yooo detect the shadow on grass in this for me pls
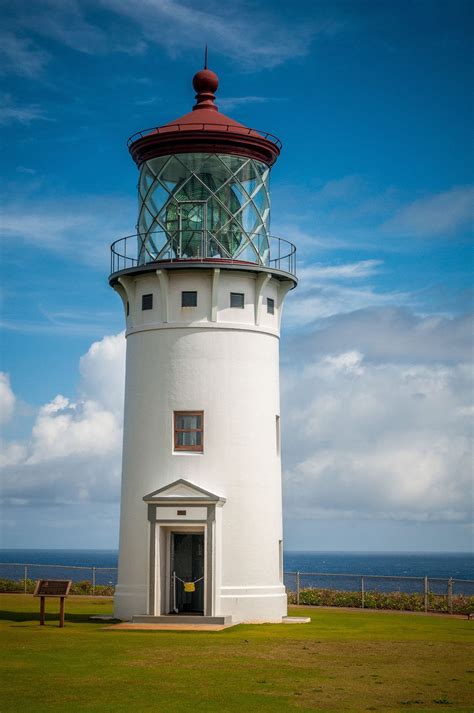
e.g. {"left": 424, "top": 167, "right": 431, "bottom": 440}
{"left": 0, "top": 609, "right": 120, "bottom": 625}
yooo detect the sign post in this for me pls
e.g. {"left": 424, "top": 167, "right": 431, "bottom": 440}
{"left": 33, "top": 580, "right": 72, "bottom": 627}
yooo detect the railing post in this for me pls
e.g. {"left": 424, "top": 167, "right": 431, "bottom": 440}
{"left": 92, "top": 567, "right": 96, "bottom": 595}
{"left": 296, "top": 571, "right": 300, "bottom": 605}
{"left": 24, "top": 565, "right": 27, "bottom": 594}
{"left": 424, "top": 576, "right": 429, "bottom": 612}
{"left": 361, "top": 576, "right": 365, "bottom": 609}
{"left": 447, "top": 577, "right": 453, "bottom": 614}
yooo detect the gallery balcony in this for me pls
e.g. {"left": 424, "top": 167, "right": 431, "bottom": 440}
{"left": 109, "top": 230, "right": 297, "bottom": 284}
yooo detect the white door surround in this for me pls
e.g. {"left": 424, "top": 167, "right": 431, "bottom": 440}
{"left": 143, "top": 479, "right": 225, "bottom": 616}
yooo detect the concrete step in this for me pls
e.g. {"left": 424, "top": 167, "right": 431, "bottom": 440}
{"left": 132, "top": 614, "right": 232, "bottom": 625}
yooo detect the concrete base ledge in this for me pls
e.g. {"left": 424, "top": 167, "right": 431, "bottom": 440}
{"left": 282, "top": 616, "right": 311, "bottom": 624}
{"left": 132, "top": 614, "right": 232, "bottom": 625}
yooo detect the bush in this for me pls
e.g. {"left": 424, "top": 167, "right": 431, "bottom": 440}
{"left": 0, "top": 578, "right": 114, "bottom": 597}
{"left": 288, "top": 587, "right": 474, "bottom": 615}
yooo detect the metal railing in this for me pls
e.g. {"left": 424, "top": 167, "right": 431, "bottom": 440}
{"left": 109, "top": 231, "right": 297, "bottom": 278}
{"left": 1, "top": 563, "right": 472, "bottom": 614}
{"left": 284, "top": 572, "right": 474, "bottom": 614}
{"left": 0, "top": 563, "right": 117, "bottom": 595}
{"left": 127, "top": 123, "right": 282, "bottom": 150}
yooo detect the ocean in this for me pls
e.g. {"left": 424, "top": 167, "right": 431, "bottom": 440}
{"left": 0, "top": 549, "right": 472, "bottom": 594}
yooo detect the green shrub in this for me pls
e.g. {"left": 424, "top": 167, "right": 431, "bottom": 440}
{"left": 288, "top": 587, "right": 474, "bottom": 615}
{"left": 0, "top": 578, "right": 114, "bottom": 597}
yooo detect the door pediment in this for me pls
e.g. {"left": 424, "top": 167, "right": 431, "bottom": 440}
{"left": 143, "top": 478, "right": 225, "bottom": 504}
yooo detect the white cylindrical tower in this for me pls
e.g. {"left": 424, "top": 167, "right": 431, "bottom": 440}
{"left": 110, "top": 65, "right": 297, "bottom": 623}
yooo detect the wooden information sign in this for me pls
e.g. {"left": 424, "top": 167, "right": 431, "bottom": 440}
{"left": 33, "top": 580, "right": 72, "bottom": 627}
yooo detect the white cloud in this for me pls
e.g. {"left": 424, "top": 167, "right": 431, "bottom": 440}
{"left": 218, "top": 96, "right": 283, "bottom": 111}
{"left": 79, "top": 333, "right": 126, "bottom": 415}
{"left": 9, "top": 0, "right": 109, "bottom": 55}
{"left": 1, "top": 307, "right": 472, "bottom": 537}
{"left": 283, "top": 259, "right": 406, "bottom": 327}
{"left": 0, "top": 32, "right": 50, "bottom": 77}
{"left": 282, "top": 311, "right": 473, "bottom": 524}
{"left": 0, "top": 333, "right": 126, "bottom": 505}
{"left": 383, "top": 186, "right": 474, "bottom": 238}
{"left": 297, "top": 260, "right": 383, "bottom": 284}
{"left": 4, "top": 0, "right": 338, "bottom": 70}
{"left": 285, "top": 308, "right": 473, "bottom": 365}
{"left": 0, "top": 194, "right": 135, "bottom": 267}
{"left": 0, "top": 373, "right": 15, "bottom": 425}
{"left": 99, "top": 0, "right": 322, "bottom": 69}
{"left": 16, "top": 166, "right": 36, "bottom": 175}
{"left": 0, "top": 94, "right": 51, "bottom": 125}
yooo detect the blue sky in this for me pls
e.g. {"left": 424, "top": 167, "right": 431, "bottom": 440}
{"left": 1, "top": 0, "right": 472, "bottom": 552}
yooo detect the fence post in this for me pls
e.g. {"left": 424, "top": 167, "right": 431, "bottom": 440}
{"left": 92, "top": 567, "right": 96, "bottom": 595}
{"left": 24, "top": 565, "right": 27, "bottom": 593}
{"left": 361, "top": 576, "right": 365, "bottom": 609}
{"left": 447, "top": 577, "right": 453, "bottom": 614}
{"left": 424, "top": 576, "right": 429, "bottom": 613}
{"left": 296, "top": 571, "right": 300, "bottom": 605}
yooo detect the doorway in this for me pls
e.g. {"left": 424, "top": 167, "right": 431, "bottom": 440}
{"left": 170, "top": 532, "right": 205, "bottom": 614}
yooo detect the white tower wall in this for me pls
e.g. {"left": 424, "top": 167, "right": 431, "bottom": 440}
{"left": 114, "top": 267, "right": 292, "bottom": 622}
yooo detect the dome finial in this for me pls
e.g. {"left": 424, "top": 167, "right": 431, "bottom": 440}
{"left": 192, "top": 56, "right": 219, "bottom": 112}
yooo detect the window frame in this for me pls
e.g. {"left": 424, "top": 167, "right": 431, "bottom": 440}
{"left": 174, "top": 410, "right": 204, "bottom": 452}
{"left": 181, "top": 291, "right": 198, "bottom": 307}
{"left": 267, "top": 297, "right": 275, "bottom": 315}
{"left": 142, "top": 293, "right": 153, "bottom": 311}
{"left": 230, "top": 292, "right": 245, "bottom": 309}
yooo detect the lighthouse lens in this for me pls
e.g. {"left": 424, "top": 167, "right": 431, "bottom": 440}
{"left": 138, "top": 153, "right": 270, "bottom": 264}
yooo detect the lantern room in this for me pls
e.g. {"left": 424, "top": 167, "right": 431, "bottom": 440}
{"left": 110, "top": 65, "right": 295, "bottom": 279}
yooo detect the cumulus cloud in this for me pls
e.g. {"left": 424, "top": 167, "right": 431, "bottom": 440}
{"left": 0, "top": 373, "right": 15, "bottom": 425}
{"left": 1, "top": 307, "right": 472, "bottom": 537}
{"left": 285, "top": 307, "right": 473, "bottom": 365}
{"left": 0, "top": 333, "right": 125, "bottom": 506}
{"left": 282, "top": 310, "right": 473, "bottom": 524}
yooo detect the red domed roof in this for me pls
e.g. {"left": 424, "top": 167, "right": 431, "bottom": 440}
{"left": 128, "top": 66, "right": 281, "bottom": 167}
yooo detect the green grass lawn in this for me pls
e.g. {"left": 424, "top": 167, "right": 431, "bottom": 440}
{"left": 1, "top": 595, "right": 472, "bottom": 712}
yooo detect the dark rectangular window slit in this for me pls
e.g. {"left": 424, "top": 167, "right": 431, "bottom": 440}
{"left": 142, "top": 294, "right": 153, "bottom": 310}
{"left": 230, "top": 292, "right": 245, "bottom": 308}
{"left": 267, "top": 297, "right": 275, "bottom": 315}
{"left": 182, "top": 291, "right": 197, "bottom": 307}
{"left": 177, "top": 510, "right": 187, "bottom": 516}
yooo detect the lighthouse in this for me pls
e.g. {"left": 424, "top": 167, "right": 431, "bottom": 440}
{"left": 109, "top": 63, "right": 297, "bottom": 624}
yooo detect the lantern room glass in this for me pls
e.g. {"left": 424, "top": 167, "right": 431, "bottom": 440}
{"left": 137, "top": 153, "right": 270, "bottom": 265}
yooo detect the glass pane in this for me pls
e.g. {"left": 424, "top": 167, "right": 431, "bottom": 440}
{"left": 137, "top": 153, "right": 270, "bottom": 266}
{"left": 176, "top": 414, "right": 199, "bottom": 429}
{"left": 179, "top": 431, "right": 197, "bottom": 446}
{"left": 177, "top": 430, "right": 202, "bottom": 447}
{"left": 181, "top": 291, "right": 197, "bottom": 307}
{"left": 230, "top": 292, "right": 244, "bottom": 308}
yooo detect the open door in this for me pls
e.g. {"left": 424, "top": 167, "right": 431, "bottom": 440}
{"left": 170, "top": 532, "right": 204, "bottom": 614}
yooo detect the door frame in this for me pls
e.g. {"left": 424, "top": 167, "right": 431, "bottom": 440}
{"left": 144, "top": 479, "right": 225, "bottom": 618}
{"left": 169, "top": 529, "right": 206, "bottom": 615}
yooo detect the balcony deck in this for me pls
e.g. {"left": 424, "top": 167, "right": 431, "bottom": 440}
{"left": 109, "top": 231, "right": 297, "bottom": 284}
